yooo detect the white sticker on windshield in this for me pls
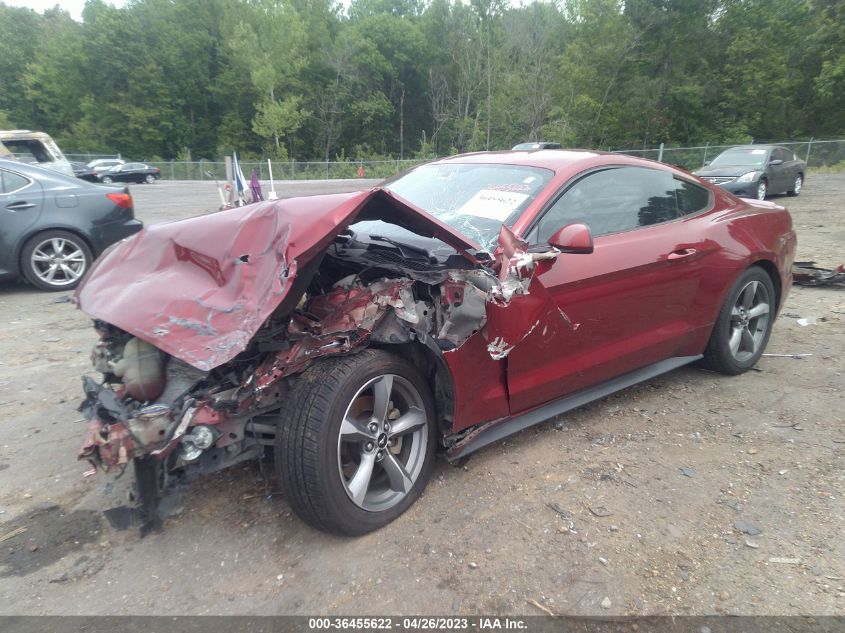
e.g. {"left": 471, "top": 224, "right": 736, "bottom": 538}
{"left": 751, "top": 149, "right": 766, "bottom": 154}
{"left": 457, "top": 189, "right": 529, "bottom": 221}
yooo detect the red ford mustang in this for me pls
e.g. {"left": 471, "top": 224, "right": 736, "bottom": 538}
{"left": 75, "top": 150, "right": 796, "bottom": 535}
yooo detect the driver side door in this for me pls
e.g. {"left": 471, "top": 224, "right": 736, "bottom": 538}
{"left": 503, "top": 166, "right": 715, "bottom": 414}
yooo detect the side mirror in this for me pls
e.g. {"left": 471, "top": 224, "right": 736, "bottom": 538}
{"left": 769, "top": 159, "right": 783, "bottom": 166}
{"left": 548, "top": 223, "right": 593, "bottom": 254}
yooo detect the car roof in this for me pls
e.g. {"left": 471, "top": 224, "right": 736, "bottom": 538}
{"left": 0, "top": 157, "right": 95, "bottom": 186}
{"left": 721, "top": 145, "right": 777, "bottom": 152}
{"left": 431, "top": 149, "right": 603, "bottom": 171}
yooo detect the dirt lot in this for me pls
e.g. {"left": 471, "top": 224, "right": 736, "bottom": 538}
{"left": 0, "top": 176, "right": 842, "bottom": 616}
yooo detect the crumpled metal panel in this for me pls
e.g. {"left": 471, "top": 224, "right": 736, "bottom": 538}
{"left": 76, "top": 189, "right": 481, "bottom": 371}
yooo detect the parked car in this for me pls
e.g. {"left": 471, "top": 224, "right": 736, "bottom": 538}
{"left": 0, "top": 159, "right": 143, "bottom": 291}
{"left": 694, "top": 145, "right": 805, "bottom": 200}
{"left": 75, "top": 150, "right": 795, "bottom": 536}
{"left": 99, "top": 162, "right": 161, "bottom": 184}
{"left": 70, "top": 161, "right": 100, "bottom": 182}
{"left": 512, "top": 141, "right": 562, "bottom": 150}
{"left": 0, "top": 130, "right": 74, "bottom": 177}
{"left": 87, "top": 159, "right": 124, "bottom": 173}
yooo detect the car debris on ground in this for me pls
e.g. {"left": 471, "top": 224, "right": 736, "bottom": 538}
{"left": 792, "top": 261, "right": 845, "bottom": 287}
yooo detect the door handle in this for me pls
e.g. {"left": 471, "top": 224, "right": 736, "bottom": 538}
{"left": 667, "top": 248, "right": 697, "bottom": 261}
{"left": 6, "top": 201, "right": 36, "bottom": 211}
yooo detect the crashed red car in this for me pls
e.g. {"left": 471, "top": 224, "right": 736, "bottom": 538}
{"left": 75, "top": 150, "right": 796, "bottom": 535}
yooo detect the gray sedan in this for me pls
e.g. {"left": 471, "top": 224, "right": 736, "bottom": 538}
{"left": 694, "top": 145, "right": 806, "bottom": 200}
{"left": 0, "top": 159, "right": 143, "bottom": 291}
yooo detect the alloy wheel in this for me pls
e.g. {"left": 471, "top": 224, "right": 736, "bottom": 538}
{"left": 337, "top": 374, "right": 428, "bottom": 512}
{"left": 728, "top": 280, "right": 770, "bottom": 362}
{"left": 793, "top": 175, "right": 802, "bottom": 195}
{"left": 756, "top": 181, "right": 767, "bottom": 200}
{"left": 30, "top": 236, "right": 87, "bottom": 286}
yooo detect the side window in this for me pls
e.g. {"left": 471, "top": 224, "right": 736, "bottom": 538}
{"left": 0, "top": 169, "right": 30, "bottom": 194}
{"left": 533, "top": 166, "right": 700, "bottom": 242}
{"left": 674, "top": 179, "right": 711, "bottom": 216}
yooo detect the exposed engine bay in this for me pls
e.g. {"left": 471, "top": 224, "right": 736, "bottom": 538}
{"left": 76, "top": 189, "right": 565, "bottom": 533}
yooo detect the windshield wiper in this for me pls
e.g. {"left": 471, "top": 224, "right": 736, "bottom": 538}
{"left": 367, "top": 234, "right": 433, "bottom": 261}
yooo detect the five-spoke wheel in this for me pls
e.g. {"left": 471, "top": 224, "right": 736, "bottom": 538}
{"left": 728, "top": 279, "right": 771, "bottom": 363}
{"left": 338, "top": 374, "right": 429, "bottom": 512}
{"left": 701, "top": 266, "right": 776, "bottom": 374}
{"left": 276, "top": 349, "right": 436, "bottom": 535}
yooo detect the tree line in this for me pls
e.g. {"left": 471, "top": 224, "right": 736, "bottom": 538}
{"left": 0, "top": 0, "right": 842, "bottom": 162}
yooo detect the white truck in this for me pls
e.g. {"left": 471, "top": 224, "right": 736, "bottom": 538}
{"left": 0, "top": 129, "right": 74, "bottom": 176}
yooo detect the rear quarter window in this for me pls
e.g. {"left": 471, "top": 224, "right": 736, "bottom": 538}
{"left": 674, "top": 179, "right": 712, "bottom": 216}
{"left": 0, "top": 169, "right": 30, "bottom": 194}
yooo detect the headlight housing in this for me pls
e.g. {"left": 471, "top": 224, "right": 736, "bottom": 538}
{"left": 736, "top": 171, "right": 760, "bottom": 183}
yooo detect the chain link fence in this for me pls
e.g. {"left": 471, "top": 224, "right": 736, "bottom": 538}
{"left": 610, "top": 139, "right": 845, "bottom": 171}
{"left": 64, "top": 140, "right": 845, "bottom": 181}
{"left": 154, "top": 158, "right": 433, "bottom": 182}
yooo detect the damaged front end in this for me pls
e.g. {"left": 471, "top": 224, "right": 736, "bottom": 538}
{"left": 75, "top": 188, "right": 563, "bottom": 534}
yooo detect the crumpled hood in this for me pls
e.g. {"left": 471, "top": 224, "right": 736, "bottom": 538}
{"left": 76, "top": 188, "right": 481, "bottom": 371}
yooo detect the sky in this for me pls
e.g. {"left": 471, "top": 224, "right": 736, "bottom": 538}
{"left": 4, "top": 0, "right": 127, "bottom": 21}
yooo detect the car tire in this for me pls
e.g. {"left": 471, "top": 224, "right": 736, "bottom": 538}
{"left": 700, "top": 266, "right": 775, "bottom": 375}
{"left": 787, "top": 174, "right": 803, "bottom": 197}
{"left": 20, "top": 230, "right": 93, "bottom": 291}
{"left": 275, "top": 348, "right": 437, "bottom": 536}
{"left": 101, "top": 176, "right": 113, "bottom": 184}
{"left": 144, "top": 174, "right": 156, "bottom": 184}
{"left": 755, "top": 179, "right": 767, "bottom": 200}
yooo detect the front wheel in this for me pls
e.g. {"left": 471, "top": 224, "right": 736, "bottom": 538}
{"left": 700, "top": 266, "right": 775, "bottom": 375}
{"left": 275, "top": 349, "right": 436, "bottom": 535}
{"left": 787, "top": 174, "right": 803, "bottom": 197}
{"left": 101, "top": 176, "right": 113, "bottom": 184}
{"left": 755, "top": 179, "right": 767, "bottom": 200}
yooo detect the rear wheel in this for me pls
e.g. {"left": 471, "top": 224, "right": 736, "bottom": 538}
{"left": 701, "top": 266, "right": 775, "bottom": 375}
{"left": 144, "top": 174, "right": 155, "bottom": 184}
{"left": 755, "top": 179, "right": 767, "bottom": 200}
{"left": 275, "top": 349, "right": 436, "bottom": 535}
{"left": 787, "top": 174, "right": 803, "bottom": 197}
{"left": 21, "top": 230, "right": 93, "bottom": 291}
{"left": 101, "top": 176, "right": 113, "bottom": 184}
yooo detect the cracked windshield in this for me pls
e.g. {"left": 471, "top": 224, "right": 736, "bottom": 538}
{"left": 385, "top": 163, "right": 554, "bottom": 250}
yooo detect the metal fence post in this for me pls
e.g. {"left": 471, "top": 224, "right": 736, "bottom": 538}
{"left": 702, "top": 142, "right": 709, "bottom": 167}
{"left": 657, "top": 142, "right": 664, "bottom": 163}
{"left": 170, "top": 160, "right": 174, "bottom": 180}
{"left": 805, "top": 137, "right": 814, "bottom": 165}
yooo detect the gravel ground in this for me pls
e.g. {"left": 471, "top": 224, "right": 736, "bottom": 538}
{"left": 0, "top": 176, "right": 842, "bottom": 616}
